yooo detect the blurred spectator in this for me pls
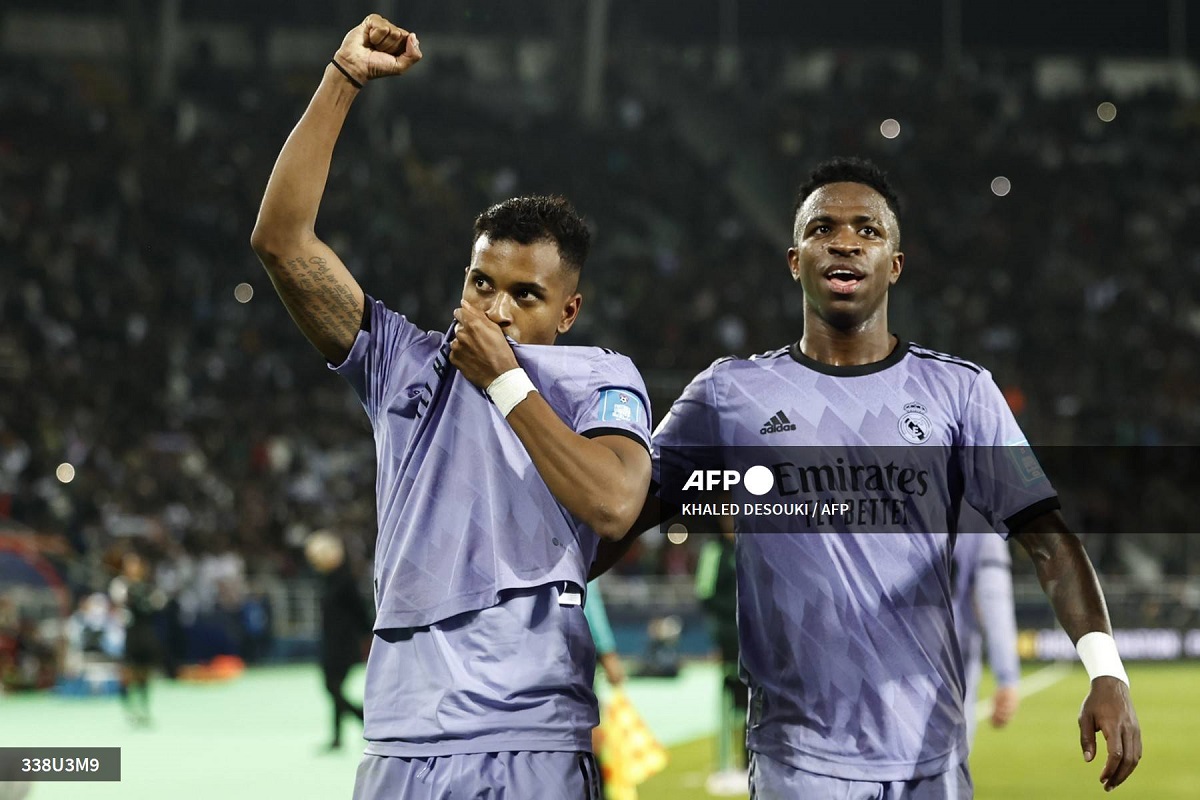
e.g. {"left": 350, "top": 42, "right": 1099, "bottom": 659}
{"left": 304, "top": 531, "right": 370, "bottom": 750}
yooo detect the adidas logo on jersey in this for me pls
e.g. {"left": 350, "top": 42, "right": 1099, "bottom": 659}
{"left": 760, "top": 410, "right": 797, "bottom": 435}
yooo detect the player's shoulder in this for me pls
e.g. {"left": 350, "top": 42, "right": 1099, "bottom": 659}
{"left": 580, "top": 344, "right": 645, "bottom": 381}
{"left": 366, "top": 295, "right": 445, "bottom": 343}
{"left": 521, "top": 342, "right": 647, "bottom": 391}
{"left": 706, "top": 345, "right": 792, "bottom": 375}
{"left": 677, "top": 347, "right": 790, "bottom": 395}
{"left": 905, "top": 342, "right": 986, "bottom": 376}
{"left": 520, "top": 341, "right": 633, "bottom": 366}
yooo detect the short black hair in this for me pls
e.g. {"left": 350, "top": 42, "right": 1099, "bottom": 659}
{"left": 792, "top": 156, "right": 902, "bottom": 244}
{"left": 473, "top": 195, "right": 590, "bottom": 272}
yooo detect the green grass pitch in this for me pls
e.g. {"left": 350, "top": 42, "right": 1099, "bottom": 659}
{"left": 0, "top": 662, "right": 1192, "bottom": 798}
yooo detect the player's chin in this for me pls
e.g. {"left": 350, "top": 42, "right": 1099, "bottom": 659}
{"left": 817, "top": 303, "right": 867, "bottom": 328}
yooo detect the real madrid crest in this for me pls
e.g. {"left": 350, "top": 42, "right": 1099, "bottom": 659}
{"left": 898, "top": 402, "right": 931, "bottom": 444}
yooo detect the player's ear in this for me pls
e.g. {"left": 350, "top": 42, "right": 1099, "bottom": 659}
{"left": 787, "top": 247, "right": 801, "bottom": 282}
{"left": 890, "top": 251, "right": 904, "bottom": 285}
{"left": 557, "top": 293, "right": 582, "bottom": 334}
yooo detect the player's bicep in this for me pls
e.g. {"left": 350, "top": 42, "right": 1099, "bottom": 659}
{"left": 591, "top": 434, "right": 653, "bottom": 497}
{"left": 257, "top": 235, "right": 365, "bottom": 364}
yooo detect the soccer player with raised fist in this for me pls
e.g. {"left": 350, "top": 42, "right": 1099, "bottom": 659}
{"left": 252, "top": 14, "right": 651, "bottom": 800}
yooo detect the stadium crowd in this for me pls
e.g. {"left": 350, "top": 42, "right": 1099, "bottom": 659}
{"left": 2, "top": 42, "right": 1200, "bottom": 648}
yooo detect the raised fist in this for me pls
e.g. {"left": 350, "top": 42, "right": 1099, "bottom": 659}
{"left": 334, "top": 14, "right": 422, "bottom": 86}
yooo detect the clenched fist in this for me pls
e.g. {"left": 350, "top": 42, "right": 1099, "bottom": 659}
{"left": 334, "top": 13, "right": 423, "bottom": 86}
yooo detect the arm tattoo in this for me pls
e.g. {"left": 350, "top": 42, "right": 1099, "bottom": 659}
{"left": 276, "top": 255, "right": 361, "bottom": 345}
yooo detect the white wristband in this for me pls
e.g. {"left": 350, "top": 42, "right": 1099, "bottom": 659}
{"left": 1075, "top": 631, "right": 1130, "bottom": 686}
{"left": 486, "top": 368, "right": 537, "bottom": 417}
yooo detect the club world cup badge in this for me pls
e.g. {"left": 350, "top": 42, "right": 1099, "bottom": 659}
{"left": 1006, "top": 439, "right": 1046, "bottom": 484}
{"left": 598, "top": 388, "right": 643, "bottom": 424}
{"left": 898, "top": 402, "right": 931, "bottom": 444}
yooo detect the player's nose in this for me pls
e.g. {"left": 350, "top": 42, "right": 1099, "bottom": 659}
{"left": 827, "top": 238, "right": 861, "bottom": 256}
{"left": 487, "top": 295, "right": 514, "bottom": 326}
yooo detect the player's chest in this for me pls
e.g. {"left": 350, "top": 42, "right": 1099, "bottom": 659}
{"left": 718, "top": 373, "right": 961, "bottom": 448}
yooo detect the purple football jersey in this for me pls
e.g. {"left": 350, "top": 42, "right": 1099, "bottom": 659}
{"left": 334, "top": 295, "right": 650, "bottom": 754}
{"left": 652, "top": 340, "right": 1056, "bottom": 781}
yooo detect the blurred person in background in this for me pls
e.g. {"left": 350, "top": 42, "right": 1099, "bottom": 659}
{"left": 583, "top": 579, "right": 625, "bottom": 797}
{"left": 305, "top": 530, "right": 371, "bottom": 751}
{"left": 251, "top": 13, "right": 651, "bottom": 799}
{"left": 952, "top": 528, "right": 1021, "bottom": 748}
{"left": 584, "top": 580, "right": 627, "bottom": 696}
{"left": 61, "top": 592, "right": 124, "bottom": 683}
{"left": 109, "top": 552, "right": 165, "bottom": 726}
{"left": 695, "top": 525, "right": 748, "bottom": 796}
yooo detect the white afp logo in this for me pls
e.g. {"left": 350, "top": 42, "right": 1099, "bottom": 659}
{"left": 682, "top": 466, "right": 774, "bottom": 496}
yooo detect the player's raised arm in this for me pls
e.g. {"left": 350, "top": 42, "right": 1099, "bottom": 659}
{"left": 250, "top": 14, "right": 422, "bottom": 364}
{"left": 1013, "top": 513, "right": 1142, "bottom": 791}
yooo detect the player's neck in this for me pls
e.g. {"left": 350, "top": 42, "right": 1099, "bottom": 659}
{"left": 798, "top": 319, "right": 896, "bottom": 367}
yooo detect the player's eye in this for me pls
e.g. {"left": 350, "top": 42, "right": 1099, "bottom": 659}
{"left": 812, "top": 225, "right": 831, "bottom": 235}
{"left": 473, "top": 277, "right": 491, "bottom": 291}
{"left": 861, "top": 226, "right": 878, "bottom": 237}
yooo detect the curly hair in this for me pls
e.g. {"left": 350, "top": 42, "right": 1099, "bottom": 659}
{"left": 473, "top": 195, "right": 591, "bottom": 272}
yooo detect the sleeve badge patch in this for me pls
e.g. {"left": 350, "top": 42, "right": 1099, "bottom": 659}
{"left": 598, "top": 389, "right": 643, "bottom": 425}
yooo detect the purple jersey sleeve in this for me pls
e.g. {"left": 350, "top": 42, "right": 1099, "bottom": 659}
{"left": 959, "top": 369, "right": 1059, "bottom": 535}
{"left": 650, "top": 359, "right": 727, "bottom": 503}
{"left": 330, "top": 295, "right": 443, "bottom": 420}
{"left": 571, "top": 357, "right": 651, "bottom": 449}
{"left": 518, "top": 346, "right": 652, "bottom": 449}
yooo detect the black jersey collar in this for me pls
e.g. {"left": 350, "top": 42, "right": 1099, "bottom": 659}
{"left": 787, "top": 337, "right": 909, "bottom": 377}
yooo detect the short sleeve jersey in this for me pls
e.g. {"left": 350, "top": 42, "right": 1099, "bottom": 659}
{"left": 651, "top": 340, "right": 1056, "bottom": 781}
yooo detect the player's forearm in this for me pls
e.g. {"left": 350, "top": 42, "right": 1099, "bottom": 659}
{"left": 1014, "top": 515, "right": 1113, "bottom": 643}
{"left": 505, "top": 396, "right": 650, "bottom": 540}
{"left": 251, "top": 66, "right": 359, "bottom": 255}
{"left": 251, "top": 67, "right": 366, "bottom": 363}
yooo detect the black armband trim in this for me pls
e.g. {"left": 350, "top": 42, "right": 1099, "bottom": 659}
{"left": 1004, "top": 496, "right": 1061, "bottom": 534}
{"left": 582, "top": 427, "right": 650, "bottom": 455}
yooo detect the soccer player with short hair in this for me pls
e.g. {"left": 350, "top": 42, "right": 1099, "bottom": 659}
{"left": 251, "top": 14, "right": 651, "bottom": 799}
{"left": 951, "top": 529, "right": 1021, "bottom": 749}
{"left": 609, "top": 156, "right": 1141, "bottom": 797}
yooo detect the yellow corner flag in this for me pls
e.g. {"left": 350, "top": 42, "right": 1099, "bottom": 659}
{"left": 597, "top": 689, "right": 668, "bottom": 800}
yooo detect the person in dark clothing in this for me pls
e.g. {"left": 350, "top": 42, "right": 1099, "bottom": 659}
{"left": 305, "top": 531, "right": 372, "bottom": 750}
{"left": 110, "top": 552, "right": 164, "bottom": 726}
{"left": 695, "top": 526, "right": 747, "bottom": 795}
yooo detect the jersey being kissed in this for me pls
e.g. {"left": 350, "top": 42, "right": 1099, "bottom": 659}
{"left": 334, "top": 295, "right": 651, "bottom": 755}
{"left": 652, "top": 339, "right": 1056, "bottom": 781}
{"left": 336, "top": 296, "right": 651, "bottom": 630}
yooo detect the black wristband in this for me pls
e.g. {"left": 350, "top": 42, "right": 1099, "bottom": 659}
{"left": 329, "top": 58, "right": 363, "bottom": 90}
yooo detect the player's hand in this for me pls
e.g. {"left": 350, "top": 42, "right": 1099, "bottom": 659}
{"left": 991, "top": 685, "right": 1019, "bottom": 727}
{"left": 450, "top": 301, "right": 520, "bottom": 390}
{"left": 599, "top": 652, "right": 626, "bottom": 686}
{"left": 334, "top": 14, "right": 422, "bottom": 86}
{"left": 1079, "top": 676, "right": 1141, "bottom": 791}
